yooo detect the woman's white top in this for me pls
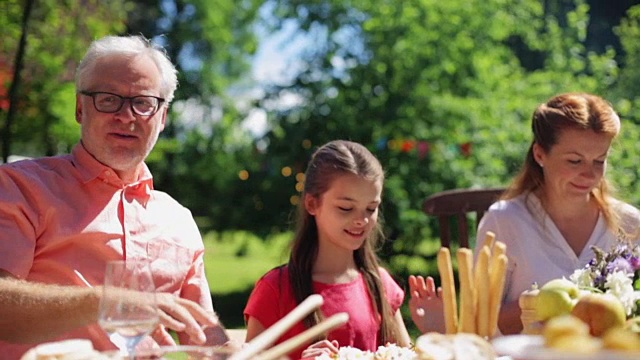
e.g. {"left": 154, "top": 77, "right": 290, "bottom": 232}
{"left": 475, "top": 193, "right": 640, "bottom": 303}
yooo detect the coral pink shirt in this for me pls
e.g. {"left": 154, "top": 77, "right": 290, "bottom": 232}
{"left": 0, "top": 143, "right": 212, "bottom": 359}
{"left": 244, "top": 266, "right": 404, "bottom": 360}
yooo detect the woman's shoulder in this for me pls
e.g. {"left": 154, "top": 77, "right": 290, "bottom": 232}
{"left": 479, "top": 194, "right": 540, "bottom": 245}
{"left": 485, "top": 193, "right": 532, "bottom": 217}
{"left": 611, "top": 198, "right": 640, "bottom": 216}
{"left": 610, "top": 198, "right": 640, "bottom": 229}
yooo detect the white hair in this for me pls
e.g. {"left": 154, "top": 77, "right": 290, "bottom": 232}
{"left": 75, "top": 35, "right": 178, "bottom": 104}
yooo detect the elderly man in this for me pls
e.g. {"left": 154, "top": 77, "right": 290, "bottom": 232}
{"left": 0, "top": 35, "right": 227, "bottom": 359}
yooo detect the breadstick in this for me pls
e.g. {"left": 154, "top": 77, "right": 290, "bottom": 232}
{"left": 230, "top": 294, "right": 324, "bottom": 360}
{"left": 457, "top": 248, "right": 476, "bottom": 333}
{"left": 475, "top": 246, "right": 491, "bottom": 338}
{"left": 254, "top": 313, "right": 350, "bottom": 360}
{"left": 488, "top": 240, "right": 505, "bottom": 274}
{"left": 489, "top": 254, "right": 508, "bottom": 337}
{"left": 437, "top": 247, "right": 458, "bottom": 334}
{"left": 492, "top": 241, "right": 506, "bottom": 260}
{"left": 484, "top": 231, "right": 496, "bottom": 250}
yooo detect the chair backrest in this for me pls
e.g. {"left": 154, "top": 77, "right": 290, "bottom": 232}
{"left": 423, "top": 187, "right": 506, "bottom": 249}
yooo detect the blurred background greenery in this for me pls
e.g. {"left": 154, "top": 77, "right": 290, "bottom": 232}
{"left": 4, "top": 0, "right": 640, "bottom": 339}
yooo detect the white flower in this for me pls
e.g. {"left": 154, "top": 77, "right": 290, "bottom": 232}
{"left": 570, "top": 268, "right": 593, "bottom": 288}
{"left": 374, "top": 344, "right": 417, "bottom": 359}
{"left": 315, "top": 345, "right": 417, "bottom": 360}
{"left": 315, "top": 346, "right": 372, "bottom": 360}
{"left": 605, "top": 271, "right": 638, "bottom": 316}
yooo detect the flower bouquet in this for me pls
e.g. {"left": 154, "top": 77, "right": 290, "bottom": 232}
{"left": 569, "top": 240, "right": 640, "bottom": 318}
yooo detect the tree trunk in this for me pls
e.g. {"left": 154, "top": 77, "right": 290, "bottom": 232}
{"left": 3, "top": 0, "right": 34, "bottom": 163}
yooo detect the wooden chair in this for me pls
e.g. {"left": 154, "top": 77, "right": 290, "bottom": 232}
{"left": 423, "top": 187, "right": 506, "bottom": 249}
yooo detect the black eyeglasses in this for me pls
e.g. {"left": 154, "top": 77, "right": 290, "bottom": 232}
{"left": 79, "top": 91, "right": 165, "bottom": 116}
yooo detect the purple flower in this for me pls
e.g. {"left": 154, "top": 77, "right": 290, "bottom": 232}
{"left": 594, "top": 274, "right": 607, "bottom": 289}
{"left": 577, "top": 242, "right": 640, "bottom": 317}
{"left": 606, "top": 257, "right": 634, "bottom": 275}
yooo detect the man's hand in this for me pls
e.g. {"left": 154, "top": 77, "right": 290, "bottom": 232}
{"left": 152, "top": 293, "right": 221, "bottom": 345}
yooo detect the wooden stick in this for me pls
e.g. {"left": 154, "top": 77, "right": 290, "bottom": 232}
{"left": 476, "top": 246, "right": 491, "bottom": 338}
{"left": 437, "top": 247, "right": 458, "bottom": 334}
{"left": 457, "top": 248, "right": 476, "bottom": 333}
{"left": 489, "top": 254, "right": 508, "bottom": 337}
{"left": 254, "top": 312, "right": 350, "bottom": 360}
{"left": 229, "top": 294, "right": 324, "bottom": 360}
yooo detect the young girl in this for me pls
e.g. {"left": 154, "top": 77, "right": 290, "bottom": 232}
{"left": 243, "top": 140, "right": 412, "bottom": 359}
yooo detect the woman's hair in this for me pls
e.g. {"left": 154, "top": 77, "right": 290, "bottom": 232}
{"left": 287, "top": 140, "right": 399, "bottom": 343}
{"left": 75, "top": 35, "right": 178, "bottom": 104}
{"left": 503, "top": 92, "right": 622, "bottom": 231}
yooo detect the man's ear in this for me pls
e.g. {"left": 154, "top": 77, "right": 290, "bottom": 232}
{"left": 305, "top": 194, "right": 318, "bottom": 215}
{"left": 75, "top": 94, "right": 83, "bottom": 124}
{"left": 159, "top": 106, "right": 168, "bottom": 131}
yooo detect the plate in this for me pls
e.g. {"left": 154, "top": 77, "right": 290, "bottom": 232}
{"left": 491, "top": 335, "right": 639, "bottom": 360}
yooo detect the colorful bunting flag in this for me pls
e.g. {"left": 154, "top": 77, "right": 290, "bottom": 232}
{"left": 375, "top": 137, "right": 473, "bottom": 158}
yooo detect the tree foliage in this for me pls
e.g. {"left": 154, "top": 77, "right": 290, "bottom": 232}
{"left": 122, "top": 0, "right": 264, "bottom": 231}
{"left": 248, "top": 0, "right": 640, "bottom": 264}
{"left": 4, "top": 1, "right": 640, "bottom": 266}
{"left": 1, "top": 0, "right": 129, "bottom": 159}
{"left": 2, "top": 0, "right": 265, "bottom": 233}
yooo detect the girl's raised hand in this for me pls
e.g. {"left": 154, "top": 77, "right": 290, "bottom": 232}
{"left": 408, "top": 275, "right": 446, "bottom": 334}
{"left": 300, "top": 339, "right": 340, "bottom": 359}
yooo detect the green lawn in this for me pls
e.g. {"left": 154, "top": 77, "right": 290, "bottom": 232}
{"left": 203, "top": 231, "right": 291, "bottom": 329}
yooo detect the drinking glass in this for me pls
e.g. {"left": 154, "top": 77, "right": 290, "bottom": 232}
{"left": 98, "top": 260, "right": 160, "bottom": 359}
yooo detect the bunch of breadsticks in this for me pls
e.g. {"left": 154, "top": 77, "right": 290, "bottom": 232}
{"left": 437, "top": 231, "right": 508, "bottom": 338}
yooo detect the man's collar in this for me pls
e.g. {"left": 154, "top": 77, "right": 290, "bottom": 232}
{"left": 71, "top": 143, "right": 154, "bottom": 193}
